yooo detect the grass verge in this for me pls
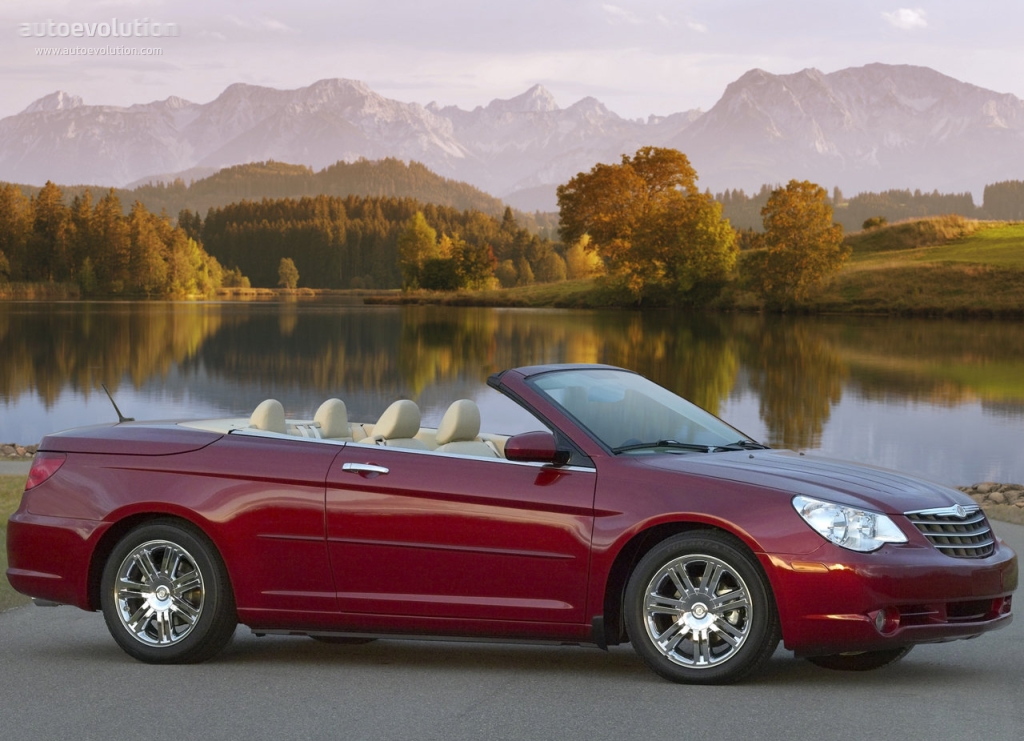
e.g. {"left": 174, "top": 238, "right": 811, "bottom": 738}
{"left": 1, "top": 475, "right": 30, "bottom": 612}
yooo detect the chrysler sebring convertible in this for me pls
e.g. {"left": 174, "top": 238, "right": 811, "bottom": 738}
{"left": 5, "top": 364, "right": 1017, "bottom": 684}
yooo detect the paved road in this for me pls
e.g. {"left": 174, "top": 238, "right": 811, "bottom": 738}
{"left": 0, "top": 461, "right": 30, "bottom": 476}
{"left": 2, "top": 521, "right": 1022, "bottom": 741}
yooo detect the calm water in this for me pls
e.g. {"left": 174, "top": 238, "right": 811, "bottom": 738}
{"left": 2, "top": 299, "right": 1023, "bottom": 486}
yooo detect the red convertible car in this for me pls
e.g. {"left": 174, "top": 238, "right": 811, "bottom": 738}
{"left": 6, "top": 364, "right": 1017, "bottom": 684}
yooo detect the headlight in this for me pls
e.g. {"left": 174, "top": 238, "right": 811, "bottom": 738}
{"left": 792, "top": 495, "right": 908, "bottom": 552}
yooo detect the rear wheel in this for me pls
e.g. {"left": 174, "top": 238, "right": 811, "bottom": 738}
{"left": 806, "top": 646, "right": 913, "bottom": 671}
{"left": 624, "top": 531, "right": 780, "bottom": 684}
{"left": 100, "top": 520, "right": 236, "bottom": 664}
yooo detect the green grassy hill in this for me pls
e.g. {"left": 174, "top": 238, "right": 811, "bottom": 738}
{"left": 808, "top": 217, "right": 1024, "bottom": 315}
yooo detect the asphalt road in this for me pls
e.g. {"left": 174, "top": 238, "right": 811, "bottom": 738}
{"left": 2, "top": 521, "right": 1022, "bottom": 741}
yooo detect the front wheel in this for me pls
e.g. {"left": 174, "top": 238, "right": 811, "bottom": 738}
{"left": 100, "top": 520, "right": 236, "bottom": 664}
{"left": 624, "top": 531, "right": 780, "bottom": 684}
{"left": 806, "top": 646, "right": 913, "bottom": 671}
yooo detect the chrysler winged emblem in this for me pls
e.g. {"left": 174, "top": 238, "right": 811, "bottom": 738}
{"left": 954, "top": 504, "right": 967, "bottom": 518}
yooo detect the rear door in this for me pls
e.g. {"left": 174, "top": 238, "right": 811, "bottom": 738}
{"left": 325, "top": 446, "right": 596, "bottom": 624}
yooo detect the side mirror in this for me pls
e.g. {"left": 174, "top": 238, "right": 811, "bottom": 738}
{"left": 504, "top": 431, "right": 571, "bottom": 466}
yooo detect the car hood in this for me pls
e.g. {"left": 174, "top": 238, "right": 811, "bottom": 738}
{"left": 639, "top": 450, "right": 971, "bottom": 514}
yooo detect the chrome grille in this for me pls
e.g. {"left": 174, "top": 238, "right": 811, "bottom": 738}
{"left": 905, "top": 505, "right": 995, "bottom": 559}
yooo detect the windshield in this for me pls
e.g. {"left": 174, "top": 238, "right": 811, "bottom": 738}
{"left": 529, "top": 368, "right": 753, "bottom": 453}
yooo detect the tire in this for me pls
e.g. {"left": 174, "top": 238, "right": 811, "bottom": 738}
{"left": 624, "top": 531, "right": 780, "bottom": 685}
{"left": 100, "top": 520, "right": 237, "bottom": 664}
{"left": 805, "top": 646, "right": 913, "bottom": 671}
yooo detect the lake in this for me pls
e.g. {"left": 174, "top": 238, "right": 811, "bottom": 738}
{"left": 2, "top": 299, "right": 1023, "bottom": 486}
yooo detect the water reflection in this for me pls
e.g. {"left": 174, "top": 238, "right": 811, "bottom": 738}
{"left": 1, "top": 301, "right": 1023, "bottom": 485}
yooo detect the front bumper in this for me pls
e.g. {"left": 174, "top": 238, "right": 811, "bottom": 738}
{"left": 763, "top": 537, "right": 1017, "bottom": 656}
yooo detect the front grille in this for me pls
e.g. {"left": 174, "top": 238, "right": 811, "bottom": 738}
{"left": 905, "top": 504, "right": 995, "bottom": 559}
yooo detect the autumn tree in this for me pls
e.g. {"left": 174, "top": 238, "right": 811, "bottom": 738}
{"left": 0, "top": 183, "right": 32, "bottom": 281}
{"left": 278, "top": 257, "right": 299, "bottom": 289}
{"left": 557, "top": 146, "right": 736, "bottom": 301}
{"left": 28, "top": 181, "right": 72, "bottom": 281}
{"left": 452, "top": 236, "right": 497, "bottom": 289}
{"left": 397, "top": 211, "right": 438, "bottom": 289}
{"left": 92, "top": 190, "right": 131, "bottom": 291}
{"left": 128, "top": 202, "right": 169, "bottom": 295}
{"left": 564, "top": 235, "right": 604, "bottom": 280}
{"left": 749, "top": 180, "right": 849, "bottom": 306}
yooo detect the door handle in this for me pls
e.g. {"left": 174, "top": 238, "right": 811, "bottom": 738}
{"left": 342, "top": 462, "right": 389, "bottom": 476}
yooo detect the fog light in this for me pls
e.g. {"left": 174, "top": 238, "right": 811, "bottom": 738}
{"left": 998, "top": 595, "right": 1012, "bottom": 616}
{"left": 873, "top": 607, "right": 900, "bottom": 635}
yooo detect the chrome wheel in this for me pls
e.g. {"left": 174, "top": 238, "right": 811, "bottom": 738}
{"left": 101, "top": 520, "right": 236, "bottom": 664}
{"left": 113, "top": 539, "right": 205, "bottom": 646}
{"left": 643, "top": 554, "right": 753, "bottom": 669}
{"left": 625, "top": 532, "right": 780, "bottom": 684}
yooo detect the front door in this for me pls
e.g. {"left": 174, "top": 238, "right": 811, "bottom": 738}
{"left": 325, "top": 446, "right": 596, "bottom": 625}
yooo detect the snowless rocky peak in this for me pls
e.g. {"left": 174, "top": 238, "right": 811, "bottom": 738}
{"left": 3, "top": 65, "right": 1024, "bottom": 208}
{"left": 21, "top": 91, "right": 84, "bottom": 114}
{"left": 486, "top": 85, "right": 560, "bottom": 113}
{"left": 300, "top": 78, "right": 376, "bottom": 104}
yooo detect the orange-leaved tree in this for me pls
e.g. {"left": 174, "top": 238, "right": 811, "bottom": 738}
{"left": 557, "top": 147, "right": 736, "bottom": 302}
{"left": 750, "top": 180, "right": 849, "bottom": 307}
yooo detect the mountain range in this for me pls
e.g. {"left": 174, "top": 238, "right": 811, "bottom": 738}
{"left": 3, "top": 63, "right": 1023, "bottom": 211}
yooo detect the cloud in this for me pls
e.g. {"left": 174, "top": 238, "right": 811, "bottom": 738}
{"left": 601, "top": 4, "right": 643, "bottom": 25}
{"left": 260, "top": 18, "right": 296, "bottom": 33}
{"left": 687, "top": 21, "right": 709, "bottom": 34}
{"left": 882, "top": 8, "right": 928, "bottom": 30}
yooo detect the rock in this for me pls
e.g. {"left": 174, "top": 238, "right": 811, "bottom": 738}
{"left": 15, "top": 446, "right": 26, "bottom": 456}
{"left": 974, "top": 483, "right": 996, "bottom": 494}
{"left": 988, "top": 491, "right": 1006, "bottom": 505}
{"left": 1, "top": 444, "right": 15, "bottom": 457}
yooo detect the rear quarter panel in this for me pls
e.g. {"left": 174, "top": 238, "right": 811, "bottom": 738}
{"left": 12, "top": 431, "right": 341, "bottom": 616}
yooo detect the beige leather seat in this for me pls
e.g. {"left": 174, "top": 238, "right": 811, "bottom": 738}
{"left": 314, "top": 398, "right": 353, "bottom": 440}
{"left": 435, "top": 399, "right": 498, "bottom": 457}
{"left": 358, "top": 400, "right": 429, "bottom": 449}
{"left": 250, "top": 399, "right": 286, "bottom": 434}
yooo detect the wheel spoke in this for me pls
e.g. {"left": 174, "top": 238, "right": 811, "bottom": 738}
{"left": 647, "top": 593, "right": 686, "bottom": 614}
{"left": 172, "top": 571, "right": 202, "bottom": 595}
{"left": 693, "top": 633, "right": 713, "bottom": 665}
{"left": 127, "top": 604, "right": 156, "bottom": 637}
{"left": 155, "top": 610, "right": 173, "bottom": 644}
{"left": 700, "top": 561, "right": 724, "bottom": 594}
{"left": 667, "top": 564, "right": 697, "bottom": 596}
{"left": 711, "top": 589, "right": 749, "bottom": 614}
{"left": 713, "top": 619, "right": 745, "bottom": 645}
{"left": 160, "top": 546, "right": 182, "bottom": 578}
{"left": 656, "top": 621, "right": 688, "bottom": 653}
{"left": 117, "top": 578, "right": 148, "bottom": 599}
{"left": 171, "top": 596, "right": 200, "bottom": 623}
{"left": 135, "top": 549, "right": 159, "bottom": 581}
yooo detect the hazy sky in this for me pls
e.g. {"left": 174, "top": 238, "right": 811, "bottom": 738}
{"left": 3, "top": 0, "right": 1023, "bottom": 120}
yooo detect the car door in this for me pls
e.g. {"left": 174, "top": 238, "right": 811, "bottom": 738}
{"left": 325, "top": 445, "right": 596, "bottom": 625}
